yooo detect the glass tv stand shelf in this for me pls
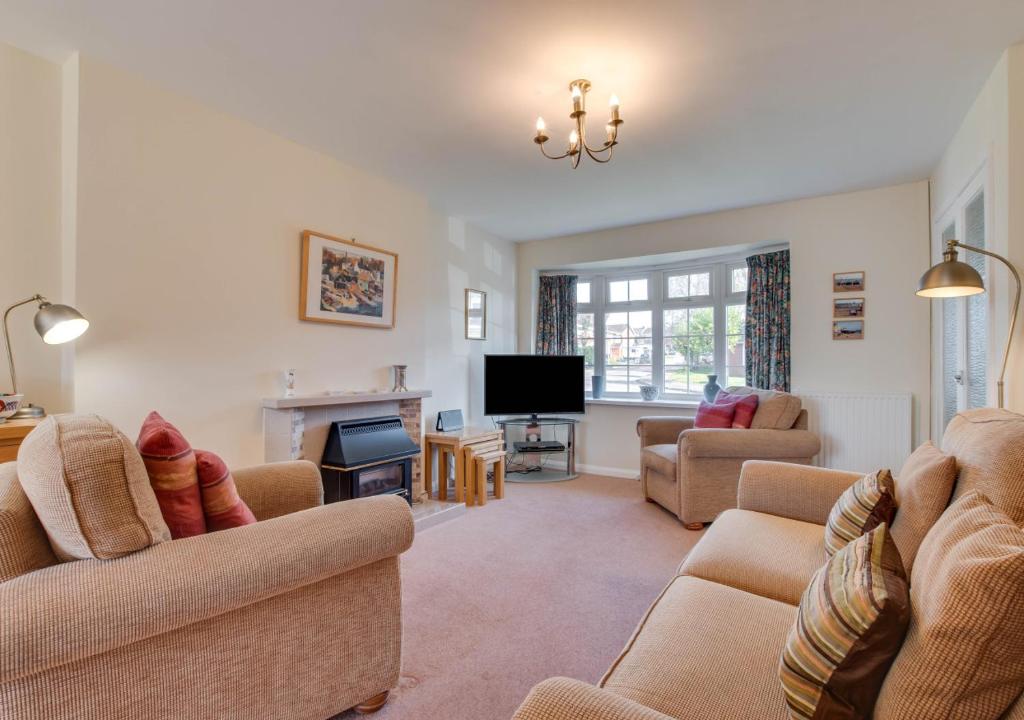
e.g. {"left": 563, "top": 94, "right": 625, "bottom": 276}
{"left": 494, "top": 416, "right": 579, "bottom": 483}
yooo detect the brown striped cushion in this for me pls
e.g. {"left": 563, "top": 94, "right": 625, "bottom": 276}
{"left": 16, "top": 414, "right": 170, "bottom": 560}
{"left": 874, "top": 491, "right": 1024, "bottom": 719}
{"left": 780, "top": 524, "right": 910, "bottom": 720}
{"left": 824, "top": 469, "right": 896, "bottom": 557}
{"left": 195, "top": 449, "right": 256, "bottom": 532}
{"left": 136, "top": 411, "right": 206, "bottom": 538}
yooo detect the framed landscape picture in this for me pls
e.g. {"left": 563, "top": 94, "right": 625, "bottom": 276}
{"left": 833, "top": 270, "right": 865, "bottom": 292}
{"left": 833, "top": 319, "right": 864, "bottom": 340}
{"left": 833, "top": 297, "right": 865, "bottom": 318}
{"left": 300, "top": 230, "right": 398, "bottom": 329}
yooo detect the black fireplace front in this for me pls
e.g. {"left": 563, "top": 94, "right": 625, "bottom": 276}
{"left": 319, "top": 415, "right": 419, "bottom": 505}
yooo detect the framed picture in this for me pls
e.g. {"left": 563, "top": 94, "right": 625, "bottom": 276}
{"left": 465, "top": 288, "right": 487, "bottom": 340}
{"left": 833, "top": 319, "right": 864, "bottom": 340}
{"left": 833, "top": 271, "right": 865, "bottom": 292}
{"left": 300, "top": 230, "right": 397, "bottom": 329}
{"left": 833, "top": 297, "right": 865, "bottom": 318}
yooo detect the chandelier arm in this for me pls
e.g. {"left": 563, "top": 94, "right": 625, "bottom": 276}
{"left": 584, "top": 144, "right": 614, "bottom": 163}
{"left": 539, "top": 144, "right": 573, "bottom": 161}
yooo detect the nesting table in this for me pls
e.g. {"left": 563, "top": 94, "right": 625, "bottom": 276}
{"left": 423, "top": 426, "right": 505, "bottom": 506}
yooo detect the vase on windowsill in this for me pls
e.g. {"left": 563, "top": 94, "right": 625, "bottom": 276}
{"left": 591, "top": 375, "right": 605, "bottom": 399}
{"left": 703, "top": 375, "right": 723, "bottom": 403}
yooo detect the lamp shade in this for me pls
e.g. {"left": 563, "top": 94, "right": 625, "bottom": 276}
{"left": 916, "top": 259, "right": 985, "bottom": 298}
{"left": 33, "top": 302, "right": 89, "bottom": 345}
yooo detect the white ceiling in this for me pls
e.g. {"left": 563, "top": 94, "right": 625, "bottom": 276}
{"left": 2, "top": 1, "right": 1023, "bottom": 241}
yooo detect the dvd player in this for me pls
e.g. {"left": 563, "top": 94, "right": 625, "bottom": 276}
{"left": 513, "top": 440, "right": 566, "bottom": 453}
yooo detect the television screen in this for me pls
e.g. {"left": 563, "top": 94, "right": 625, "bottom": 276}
{"left": 484, "top": 354, "right": 585, "bottom": 416}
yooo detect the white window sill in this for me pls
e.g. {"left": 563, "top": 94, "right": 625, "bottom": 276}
{"left": 586, "top": 397, "right": 700, "bottom": 410}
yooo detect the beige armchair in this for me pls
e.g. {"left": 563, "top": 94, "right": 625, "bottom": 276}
{"left": 636, "top": 387, "right": 820, "bottom": 529}
{"left": 0, "top": 455, "right": 414, "bottom": 719}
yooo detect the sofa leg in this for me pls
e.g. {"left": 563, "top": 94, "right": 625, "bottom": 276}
{"left": 645, "top": 497, "right": 656, "bottom": 503}
{"left": 684, "top": 522, "right": 704, "bottom": 531}
{"left": 354, "top": 691, "right": 390, "bottom": 715}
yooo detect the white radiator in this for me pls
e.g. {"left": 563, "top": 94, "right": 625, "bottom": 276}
{"left": 799, "top": 391, "right": 913, "bottom": 473}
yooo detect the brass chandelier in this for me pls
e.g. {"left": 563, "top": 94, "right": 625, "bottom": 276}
{"left": 534, "top": 79, "right": 622, "bottom": 169}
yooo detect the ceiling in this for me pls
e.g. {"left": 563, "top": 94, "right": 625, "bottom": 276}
{"left": 2, "top": 1, "right": 1023, "bottom": 241}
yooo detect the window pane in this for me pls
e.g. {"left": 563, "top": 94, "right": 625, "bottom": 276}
{"left": 576, "top": 312, "right": 594, "bottom": 338}
{"left": 663, "top": 338, "right": 686, "bottom": 366}
{"left": 629, "top": 278, "right": 648, "bottom": 301}
{"left": 628, "top": 311, "right": 652, "bottom": 338}
{"left": 630, "top": 337, "right": 653, "bottom": 364}
{"left": 726, "top": 368, "right": 746, "bottom": 388}
{"left": 731, "top": 267, "right": 748, "bottom": 294}
{"left": 605, "top": 312, "right": 627, "bottom": 339}
{"left": 609, "top": 280, "right": 628, "bottom": 303}
{"left": 577, "top": 282, "right": 591, "bottom": 305}
{"left": 606, "top": 365, "right": 628, "bottom": 393}
{"left": 666, "top": 274, "right": 688, "bottom": 298}
{"left": 605, "top": 338, "right": 626, "bottom": 366}
{"left": 665, "top": 366, "right": 688, "bottom": 393}
{"left": 628, "top": 366, "right": 653, "bottom": 392}
{"left": 726, "top": 335, "right": 744, "bottom": 374}
{"left": 726, "top": 304, "right": 745, "bottom": 335}
{"left": 690, "top": 272, "right": 710, "bottom": 296}
{"left": 689, "top": 306, "right": 714, "bottom": 333}
{"left": 664, "top": 308, "right": 688, "bottom": 335}
{"left": 965, "top": 192, "right": 987, "bottom": 410}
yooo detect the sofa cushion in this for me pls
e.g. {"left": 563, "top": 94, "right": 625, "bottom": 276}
{"left": 601, "top": 575, "right": 793, "bottom": 720}
{"left": 890, "top": 441, "right": 957, "bottom": 575}
{"left": 824, "top": 469, "right": 896, "bottom": 557}
{"left": 195, "top": 450, "right": 256, "bottom": 532}
{"left": 724, "top": 386, "right": 802, "bottom": 430}
{"left": 641, "top": 444, "right": 676, "bottom": 478}
{"left": 17, "top": 414, "right": 170, "bottom": 561}
{"left": 136, "top": 411, "right": 206, "bottom": 539}
{"left": 694, "top": 399, "right": 736, "bottom": 428}
{"left": 679, "top": 508, "right": 825, "bottom": 605}
{"left": 942, "top": 408, "right": 1024, "bottom": 524}
{"left": 0, "top": 462, "right": 58, "bottom": 581}
{"left": 715, "top": 390, "right": 759, "bottom": 428}
{"left": 875, "top": 492, "right": 1024, "bottom": 720}
{"left": 780, "top": 524, "right": 910, "bottom": 720}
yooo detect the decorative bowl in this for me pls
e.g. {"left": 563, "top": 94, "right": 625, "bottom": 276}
{"left": 639, "top": 384, "right": 660, "bottom": 401}
{"left": 0, "top": 394, "right": 24, "bottom": 421}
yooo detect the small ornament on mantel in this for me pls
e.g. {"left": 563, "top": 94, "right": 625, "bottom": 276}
{"left": 392, "top": 365, "right": 408, "bottom": 392}
{"left": 283, "top": 369, "right": 296, "bottom": 398}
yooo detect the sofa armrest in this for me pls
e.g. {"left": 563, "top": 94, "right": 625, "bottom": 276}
{"left": 513, "top": 677, "right": 675, "bottom": 720}
{"left": 637, "top": 416, "right": 694, "bottom": 447}
{"left": 0, "top": 494, "right": 412, "bottom": 683}
{"left": 737, "top": 460, "right": 863, "bottom": 524}
{"left": 679, "top": 428, "right": 820, "bottom": 459}
{"left": 232, "top": 460, "right": 323, "bottom": 520}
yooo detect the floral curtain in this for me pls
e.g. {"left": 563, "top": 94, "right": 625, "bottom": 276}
{"left": 745, "top": 250, "right": 791, "bottom": 391}
{"left": 536, "top": 275, "right": 578, "bottom": 355}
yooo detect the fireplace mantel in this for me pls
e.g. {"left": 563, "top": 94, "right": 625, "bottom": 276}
{"left": 262, "top": 389, "right": 432, "bottom": 502}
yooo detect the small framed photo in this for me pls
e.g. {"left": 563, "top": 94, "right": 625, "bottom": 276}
{"left": 465, "top": 289, "right": 487, "bottom": 340}
{"left": 300, "top": 230, "right": 398, "bottom": 329}
{"left": 833, "top": 319, "right": 864, "bottom": 340}
{"left": 833, "top": 271, "right": 865, "bottom": 293}
{"left": 833, "top": 297, "right": 865, "bottom": 318}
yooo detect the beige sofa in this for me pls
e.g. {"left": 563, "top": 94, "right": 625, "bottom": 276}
{"left": 515, "top": 408, "right": 1024, "bottom": 719}
{"left": 0, "top": 444, "right": 413, "bottom": 719}
{"left": 637, "top": 387, "right": 820, "bottom": 528}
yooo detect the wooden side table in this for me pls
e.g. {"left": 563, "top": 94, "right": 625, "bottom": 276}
{"left": 423, "top": 426, "right": 503, "bottom": 503}
{"left": 0, "top": 418, "right": 43, "bottom": 463}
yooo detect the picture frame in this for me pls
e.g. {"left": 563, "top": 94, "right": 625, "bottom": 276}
{"left": 465, "top": 288, "right": 487, "bottom": 340}
{"left": 833, "top": 270, "right": 865, "bottom": 293}
{"left": 300, "top": 230, "right": 398, "bottom": 329}
{"left": 832, "top": 319, "right": 864, "bottom": 340}
{"left": 833, "top": 297, "right": 865, "bottom": 318}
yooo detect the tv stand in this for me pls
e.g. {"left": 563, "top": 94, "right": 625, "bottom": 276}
{"left": 495, "top": 416, "right": 578, "bottom": 482}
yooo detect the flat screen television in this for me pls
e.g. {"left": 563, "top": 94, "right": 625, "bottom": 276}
{"left": 484, "top": 354, "right": 585, "bottom": 416}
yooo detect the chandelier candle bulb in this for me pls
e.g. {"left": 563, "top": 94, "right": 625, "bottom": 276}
{"left": 534, "top": 116, "right": 548, "bottom": 144}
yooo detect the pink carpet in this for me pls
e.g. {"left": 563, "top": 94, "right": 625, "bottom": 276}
{"left": 338, "top": 473, "right": 703, "bottom": 720}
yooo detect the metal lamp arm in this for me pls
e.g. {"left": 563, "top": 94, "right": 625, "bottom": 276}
{"left": 3, "top": 294, "right": 45, "bottom": 395}
{"left": 951, "top": 240, "right": 1022, "bottom": 408}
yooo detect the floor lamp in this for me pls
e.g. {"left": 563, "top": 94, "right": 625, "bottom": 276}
{"left": 917, "top": 239, "right": 1021, "bottom": 409}
{"left": 2, "top": 294, "right": 90, "bottom": 420}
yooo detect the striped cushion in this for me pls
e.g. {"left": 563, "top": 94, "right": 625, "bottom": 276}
{"left": 136, "top": 411, "right": 206, "bottom": 539}
{"left": 715, "top": 390, "right": 760, "bottom": 429}
{"left": 780, "top": 524, "right": 910, "bottom": 719}
{"left": 195, "top": 449, "right": 257, "bottom": 532}
{"left": 694, "top": 399, "right": 736, "bottom": 428}
{"left": 824, "top": 469, "right": 896, "bottom": 557}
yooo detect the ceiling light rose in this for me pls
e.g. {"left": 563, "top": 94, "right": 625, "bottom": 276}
{"left": 534, "top": 78, "right": 623, "bottom": 169}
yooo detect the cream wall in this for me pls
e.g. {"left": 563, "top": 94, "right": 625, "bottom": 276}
{"left": 0, "top": 44, "right": 66, "bottom": 412}
{"left": 517, "top": 182, "right": 931, "bottom": 474}
{"left": 68, "top": 57, "right": 515, "bottom": 467}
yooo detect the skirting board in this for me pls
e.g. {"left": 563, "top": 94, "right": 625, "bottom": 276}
{"left": 540, "top": 458, "right": 639, "bottom": 479}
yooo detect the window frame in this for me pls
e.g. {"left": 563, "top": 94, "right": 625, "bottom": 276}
{"left": 566, "top": 255, "right": 756, "bottom": 401}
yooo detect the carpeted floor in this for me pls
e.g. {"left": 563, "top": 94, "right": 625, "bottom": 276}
{"left": 337, "top": 473, "right": 703, "bottom": 720}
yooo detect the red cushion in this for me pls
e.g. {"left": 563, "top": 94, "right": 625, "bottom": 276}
{"left": 195, "top": 450, "right": 257, "bottom": 532}
{"left": 715, "top": 390, "right": 760, "bottom": 429}
{"left": 136, "top": 411, "right": 206, "bottom": 539}
{"left": 694, "top": 400, "right": 737, "bottom": 428}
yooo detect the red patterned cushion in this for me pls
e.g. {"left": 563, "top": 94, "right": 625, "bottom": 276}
{"left": 136, "top": 411, "right": 206, "bottom": 539}
{"left": 715, "top": 390, "right": 759, "bottom": 429}
{"left": 195, "top": 450, "right": 257, "bottom": 532}
{"left": 695, "top": 400, "right": 736, "bottom": 428}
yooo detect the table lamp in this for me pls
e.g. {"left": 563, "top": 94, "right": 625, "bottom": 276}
{"left": 3, "top": 294, "right": 89, "bottom": 419}
{"left": 917, "top": 239, "right": 1021, "bottom": 409}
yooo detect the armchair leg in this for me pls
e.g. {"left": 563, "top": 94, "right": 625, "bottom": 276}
{"left": 354, "top": 691, "right": 390, "bottom": 714}
{"left": 684, "top": 522, "right": 704, "bottom": 531}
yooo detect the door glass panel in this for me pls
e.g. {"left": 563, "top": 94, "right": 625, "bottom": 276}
{"left": 964, "top": 191, "right": 987, "bottom": 410}
{"left": 941, "top": 222, "right": 959, "bottom": 429}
